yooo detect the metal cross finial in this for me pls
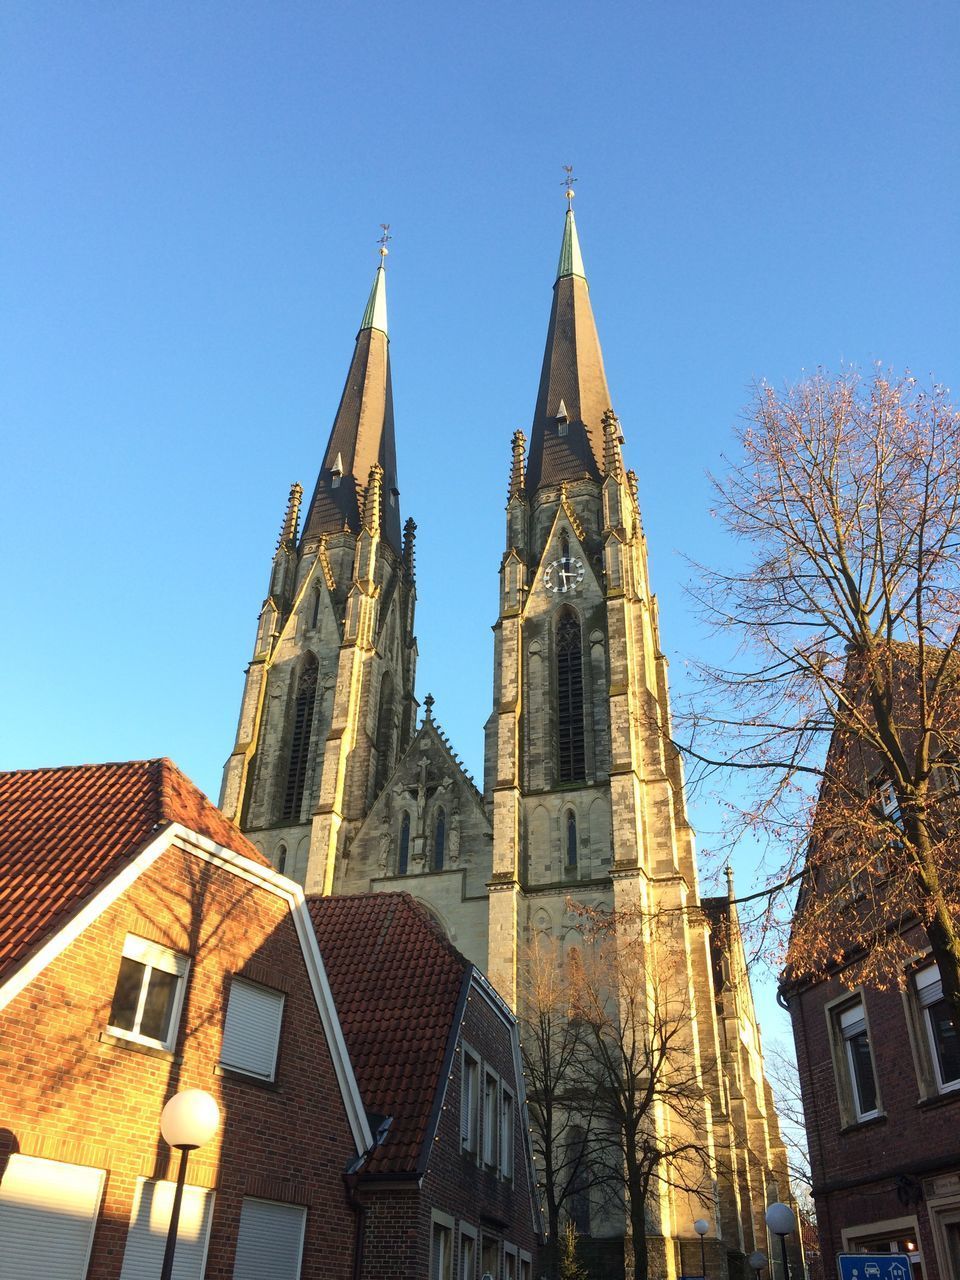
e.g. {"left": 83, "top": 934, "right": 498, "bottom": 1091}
{"left": 378, "top": 223, "right": 392, "bottom": 260}
{"left": 562, "top": 165, "right": 577, "bottom": 205}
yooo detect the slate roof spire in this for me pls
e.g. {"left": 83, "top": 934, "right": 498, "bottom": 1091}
{"left": 525, "top": 204, "right": 614, "bottom": 493}
{"left": 300, "top": 251, "right": 401, "bottom": 552}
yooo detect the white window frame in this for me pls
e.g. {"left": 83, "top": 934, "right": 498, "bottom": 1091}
{"left": 841, "top": 1215, "right": 924, "bottom": 1280}
{"left": 431, "top": 1210, "right": 455, "bottom": 1280}
{"left": 927, "top": 1185, "right": 960, "bottom": 1280}
{"left": 504, "top": 1241, "right": 518, "bottom": 1280}
{"left": 459, "top": 1221, "right": 478, "bottom": 1280}
{"left": 518, "top": 1249, "right": 533, "bottom": 1280}
{"left": 828, "top": 995, "right": 881, "bottom": 1124}
{"left": 480, "top": 1231, "right": 500, "bottom": 1280}
{"left": 500, "top": 1084, "right": 515, "bottom": 1182}
{"left": 482, "top": 1068, "right": 500, "bottom": 1170}
{"left": 461, "top": 1044, "right": 481, "bottom": 1158}
{"left": 914, "top": 963, "right": 960, "bottom": 1094}
{"left": 107, "top": 934, "right": 189, "bottom": 1051}
{"left": 219, "top": 975, "right": 285, "bottom": 1081}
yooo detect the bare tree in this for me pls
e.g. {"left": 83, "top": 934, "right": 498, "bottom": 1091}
{"left": 569, "top": 907, "right": 716, "bottom": 1280}
{"left": 519, "top": 932, "right": 600, "bottom": 1270}
{"left": 684, "top": 368, "right": 960, "bottom": 1010}
{"left": 763, "top": 1040, "right": 813, "bottom": 1212}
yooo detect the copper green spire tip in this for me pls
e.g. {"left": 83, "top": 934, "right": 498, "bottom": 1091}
{"left": 556, "top": 207, "right": 586, "bottom": 282}
{"left": 359, "top": 261, "right": 388, "bottom": 335}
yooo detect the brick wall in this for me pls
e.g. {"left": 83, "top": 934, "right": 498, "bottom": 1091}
{"left": 358, "top": 977, "right": 541, "bottom": 1280}
{"left": 0, "top": 838, "right": 358, "bottom": 1279}
{"left": 789, "top": 928, "right": 960, "bottom": 1280}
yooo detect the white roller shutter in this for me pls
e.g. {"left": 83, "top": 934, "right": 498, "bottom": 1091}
{"left": 220, "top": 977, "right": 285, "bottom": 1079}
{"left": 232, "top": 1198, "right": 307, "bottom": 1279}
{"left": 0, "top": 1154, "right": 105, "bottom": 1280}
{"left": 118, "top": 1177, "right": 214, "bottom": 1280}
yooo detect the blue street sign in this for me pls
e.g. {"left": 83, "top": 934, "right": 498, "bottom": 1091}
{"left": 838, "top": 1253, "right": 912, "bottom": 1280}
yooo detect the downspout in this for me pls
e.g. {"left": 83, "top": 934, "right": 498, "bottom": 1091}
{"left": 344, "top": 1171, "right": 366, "bottom": 1280}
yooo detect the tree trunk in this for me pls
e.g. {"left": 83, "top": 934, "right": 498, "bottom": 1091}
{"left": 906, "top": 811, "right": 960, "bottom": 1018}
{"left": 629, "top": 1196, "right": 650, "bottom": 1280}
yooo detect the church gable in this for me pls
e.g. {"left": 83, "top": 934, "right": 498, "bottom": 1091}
{"left": 334, "top": 704, "right": 492, "bottom": 968}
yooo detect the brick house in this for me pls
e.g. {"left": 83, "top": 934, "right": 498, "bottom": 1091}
{"left": 307, "top": 892, "right": 543, "bottom": 1280}
{"left": 0, "top": 758, "right": 373, "bottom": 1280}
{"left": 779, "top": 659, "right": 960, "bottom": 1280}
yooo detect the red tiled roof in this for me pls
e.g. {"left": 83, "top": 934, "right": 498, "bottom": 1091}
{"left": 0, "top": 758, "right": 266, "bottom": 983}
{"left": 307, "top": 893, "right": 469, "bottom": 1176}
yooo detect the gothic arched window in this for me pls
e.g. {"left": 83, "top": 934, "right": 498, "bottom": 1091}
{"left": 282, "top": 656, "right": 318, "bottom": 821}
{"left": 311, "top": 587, "right": 322, "bottom": 631}
{"left": 560, "top": 532, "right": 570, "bottom": 560}
{"left": 276, "top": 844, "right": 287, "bottom": 875}
{"left": 373, "top": 671, "right": 395, "bottom": 796}
{"left": 565, "top": 811, "right": 578, "bottom": 870}
{"left": 398, "top": 811, "right": 410, "bottom": 875}
{"left": 556, "top": 610, "right": 586, "bottom": 783}
{"left": 434, "top": 807, "right": 446, "bottom": 872}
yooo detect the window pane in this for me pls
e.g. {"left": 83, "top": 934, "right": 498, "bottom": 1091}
{"left": 849, "top": 1030, "right": 878, "bottom": 1115}
{"left": 140, "top": 968, "right": 178, "bottom": 1042}
{"left": 928, "top": 998, "right": 960, "bottom": 1084}
{"left": 109, "top": 957, "right": 146, "bottom": 1032}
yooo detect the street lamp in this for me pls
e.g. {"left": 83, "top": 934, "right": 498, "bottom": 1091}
{"left": 159, "top": 1089, "right": 220, "bottom": 1280}
{"left": 765, "top": 1202, "right": 796, "bottom": 1280}
{"left": 694, "top": 1218, "right": 710, "bottom": 1280}
{"left": 749, "top": 1250, "right": 769, "bottom": 1280}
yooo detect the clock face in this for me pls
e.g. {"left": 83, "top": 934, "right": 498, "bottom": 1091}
{"left": 543, "top": 555, "right": 585, "bottom": 594}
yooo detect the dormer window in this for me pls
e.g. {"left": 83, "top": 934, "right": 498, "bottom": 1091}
{"left": 556, "top": 399, "right": 569, "bottom": 437}
{"left": 330, "top": 451, "right": 344, "bottom": 489}
{"left": 390, "top": 487, "right": 400, "bottom": 507}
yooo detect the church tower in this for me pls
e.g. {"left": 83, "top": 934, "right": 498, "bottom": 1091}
{"left": 220, "top": 251, "right": 418, "bottom": 892}
{"left": 484, "top": 201, "right": 773, "bottom": 1272}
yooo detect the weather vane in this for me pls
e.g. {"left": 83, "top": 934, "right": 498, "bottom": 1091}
{"left": 562, "top": 165, "right": 577, "bottom": 205}
{"left": 378, "top": 223, "right": 392, "bottom": 260}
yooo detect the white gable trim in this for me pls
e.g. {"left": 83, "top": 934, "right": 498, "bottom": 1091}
{"left": 0, "top": 821, "right": 373, "bottom": 1155}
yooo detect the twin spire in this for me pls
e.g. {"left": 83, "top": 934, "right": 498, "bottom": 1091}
{"left": 299, "top": 253, "right": 401, "bottom": 553}
{"left": 299, "top": 202, "right": 615, "bottom": 554}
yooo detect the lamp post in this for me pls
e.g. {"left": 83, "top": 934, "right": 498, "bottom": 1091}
{"left": 765, "top": 1202, "right": 796, "bottom": 1280}
{"left": 158, "top": 1089, "right": 220, "bottom": 1280}
{"left": 749, "top": 1250, "right": 769, "bottom": 1280}
{"left": 694, "top": 1218, "right": 710, "bottom": 1280}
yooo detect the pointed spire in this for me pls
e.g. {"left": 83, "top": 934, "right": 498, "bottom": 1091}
{"left": 508, "top": 429, "right": 527, "bottom": 500}
{"left": 277, "top": 482, "right": 303, "bottom": 549}
{"left": 423, "top": 692, "right": 435, "bottom": 722}
{"left": 526, "top": 205, "right": 614, "bottom": 493}
{"left": 556, "top": 207, "right": 586, "bottom": 281}
{"left": 300, "top": 250, "right": 402, "bottom": 553}
{"left": 359, "top": 263, "right": 388, "bottom": 335}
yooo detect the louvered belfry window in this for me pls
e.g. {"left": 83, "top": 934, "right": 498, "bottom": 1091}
{"left": 282, "top": 659, "right": 318, "bottom": 821}
{"left": 557, "top": 610, "right": 586, "bottom": 783}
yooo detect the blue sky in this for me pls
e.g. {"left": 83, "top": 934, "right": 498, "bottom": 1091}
{"left": 3, "top": 1, "right": 958, "bottom": 1039}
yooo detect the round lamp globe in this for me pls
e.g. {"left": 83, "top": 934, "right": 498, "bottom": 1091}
{"left": 160, "top": 1089, "right": 220, "bottom": 1151}
{"left": 765, "top": 1203, "right": 796, "bottom": 1237}
{"left": 694, "top": 1219, "right": 710, "bottom": 1237}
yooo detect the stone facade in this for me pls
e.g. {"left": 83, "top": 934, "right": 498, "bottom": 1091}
{"left": 222, "top": 210, "right": 801, "bottom": 1280}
